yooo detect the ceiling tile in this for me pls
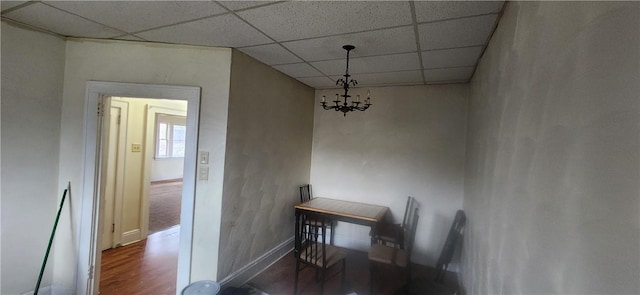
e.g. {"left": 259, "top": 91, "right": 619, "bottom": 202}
{"left": 423, "top": 67, "right": 474, "bottom": 82}
{"left": 296, "top": 77, "right": 336, "bottom": 88}
{"left": 311, "top": 53, "right": 421, "bottom": 76}
{"left": 281, "top": 26, "right": 417, "bottom": 61}
{"left": 273, "top": 63, "right": 323, "bottom": 78}
{"left": 331, "top": 71, "right": 423, "bottom": 87}
{"left": 239, "top": 44, "right": 301, "bottom": 65}
{"left": 1, "top": 1, "right": 28, "bottom": 11}
{"left": 46, "top": 1, "right": 227, "bottom": 33}
{"left": 421, "top": 46, "right": 483, "bottom": 69}
{"left": 414, "top": 1, "right": 504, "bottom": 23}
{"left": 3, "top": 3, "right": 123, "bottom": 38}
{"left": 237, "top": 1, "right": 412, "bottom": 41}
{"left": 218, "top": 1, "right": 281, "bottom": 12}
{"left": 418, "top": 14, "right": 498, "bottom": 50}
{"left": 137, "top": 14, "right": 271, "bottom": 48}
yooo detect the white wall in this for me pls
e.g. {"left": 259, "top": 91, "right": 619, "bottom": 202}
{"left": 151, "top": 158, "right": 184, "bottom": 182}
{"left": 218, "top": 50, "right": 315, "bottom": 278}
{"left": 1, "top": 23, "right": 66, "bottom": 294}
{"left": 463, "top": 2, "right": 640, "bottom": 294}
{"left": 311, "top": 84, "right": 468, "bottom": 266}
{"left": 56, "top": 39, "right": 232, "bottom": 288}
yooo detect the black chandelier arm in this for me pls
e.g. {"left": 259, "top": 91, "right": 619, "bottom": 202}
{"left": 320, "top": 45, "right": 371, "bottom": 116}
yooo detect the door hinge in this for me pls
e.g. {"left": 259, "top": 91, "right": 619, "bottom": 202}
{"left": 88, "top": 265, "right": 94, "bottom": 280}
{"left": 97, "top": 101, "right": 104, "bottom": 117}
{"left": 117, "top": 115, "right": 121, "bottom": 124}
{"left": 112, "top": 223, "right": 115, "bottom": 233}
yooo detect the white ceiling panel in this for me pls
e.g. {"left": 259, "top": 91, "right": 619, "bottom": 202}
{"left": 422, "top": 46, "right": 483, "bottom": 69}
{"left": 423, "top": 67, "right": 475, "bottom": 82}
{"left": 3, "top": 1, "right": 503, "bottom": 88}
{"left": 311, "top": 53, "right": 421, "bottom": 76}
{"left": 296, "top": 76, "right": 336, "bottom": 88}
{"left": 331, "top": 71, "right": 423, "bottom": 87}
{"left": 414, "top": 1, "right": 504, "bottom": 23}
{"left": 281, "top": 26, "right": 417, "bottom": 61}
{"left": 45, "top": 1, "right": 227, "bottom": 33}
{"left": 218, "top": 1, "right": 281, "bottom": 12}
{"left": 273, "top": 63, "right": 323, "bottom": 78}
{"left": 239, "top": 44, "right": 302, "bottom": 65}
{"left": 237, "top": 1, "right": 413, "bottom": 41}
{"left": 1, "top": 1, "right": 28, "bottom": 11}
{"left": 418, "top": 14, "right": 498, "bottom": 50}
{"left": 138, "top": 14, "right": 271, "bottom": 48}
{"left": 3, "top": 3, "right": 123, "bottom": 38}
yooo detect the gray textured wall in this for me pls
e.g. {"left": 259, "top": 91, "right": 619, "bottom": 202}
{"left": 463, "top": 2, "right": 640, "bottom": 294}
{"left": 218, "top": 50, "right": 315, "bottom": 278}
{"left": 311, "top": 84, "right": 468, "bottom": 266}
{"left": 1, "top": 22, "right": 66, "bottom": 294}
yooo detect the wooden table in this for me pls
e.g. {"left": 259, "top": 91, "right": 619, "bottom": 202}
{"left": 294, "top": 197, "right": 389, "bottom": 246}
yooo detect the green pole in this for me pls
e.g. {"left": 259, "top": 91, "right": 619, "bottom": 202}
{"left": 34, "top": 184, "right": 69, "bottom": 295}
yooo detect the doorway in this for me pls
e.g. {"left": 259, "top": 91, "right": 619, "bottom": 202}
{"left": 77, "top": 82, "right": 200, "bottom": 295}
{"left": 99, "top": 97, "right": 188, "bottom": 251}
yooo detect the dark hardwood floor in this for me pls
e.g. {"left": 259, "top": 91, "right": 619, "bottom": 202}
{"left": 247, "top": 248, "right": 459, "bottom": 295}
{"left": 100, "top": 226, "right": 458, "bottom": 295}
{"left": 99, "top": 226, "right": 179, "bottom": 295}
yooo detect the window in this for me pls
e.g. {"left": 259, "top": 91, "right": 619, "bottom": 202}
{"left": 155, "top": 114, "right": 187, "bottom": 158}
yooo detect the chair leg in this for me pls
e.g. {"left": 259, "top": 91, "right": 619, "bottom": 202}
{"left": 340, "top": 259, "right": 346, "bottom": 294}
{"left": 294, "top": 259, "right": 300, "bottom": 295}
{"left": 369, "top": 262, "right": 375, "bottom": 294}
{"left": 319, "top": 267, "right": 325, "bottom": 295}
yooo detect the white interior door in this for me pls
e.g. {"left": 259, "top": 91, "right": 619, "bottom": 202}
{"left": 100, "top": 99, "right": 128, "bottom": 250}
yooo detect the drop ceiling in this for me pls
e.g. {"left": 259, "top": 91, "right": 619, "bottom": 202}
{"left": 1, "top": 1, "right": 504, "bottom": 89}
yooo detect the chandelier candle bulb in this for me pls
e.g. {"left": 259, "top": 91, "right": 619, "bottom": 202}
{"left": 322, "top": 96, "right": 326, "bottom": 103}
{"left": 356, "top": 95, "right": 360, "bottom": 102}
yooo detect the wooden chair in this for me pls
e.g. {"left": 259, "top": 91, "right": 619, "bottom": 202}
{"left": 294, "top": 212, "right": 346, "bottom": 295}
{"left": 371, "top": 196, "right": 415, "bottom": 248}
{"left": 434, "top": 210, "right": 466, "bottom": 283}
{"left": 394, "top": 210, "right": 466, "bottom": 295}
{"left": 369, "top": 207, "right": 419, "bottom": 293}
{"left": 299, "top": 184, "right": 335, "bottom": 245}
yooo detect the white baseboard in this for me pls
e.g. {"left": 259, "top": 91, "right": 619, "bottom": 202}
{"left": 121, "top": 229, "right": 141, "bottom": 246}
{"left": 21, "top": 284, "right": 72, "bottom": 295}
{"left": 51, "top": 285, "right": 73, "bottom": 295}
{"left": 21, "top": 285, "right": 51, "bottom": 295}
{"left": 219, "top": 237, "right": 294, "bottom": 288}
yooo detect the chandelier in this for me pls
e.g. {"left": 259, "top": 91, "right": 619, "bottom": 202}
{"left": 321, "top": 45, "right": 371, "bottom": 116}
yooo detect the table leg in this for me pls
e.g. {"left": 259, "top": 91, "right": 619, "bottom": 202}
{"left": 370, "top": 223, "right": 377, "bottom": 245}
{"left": 294, "top": 209, "right": 301, "bottom": 252}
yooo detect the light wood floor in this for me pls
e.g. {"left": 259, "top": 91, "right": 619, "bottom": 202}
{"left": 99, "top": 226, "right": 179, "bottom": 295}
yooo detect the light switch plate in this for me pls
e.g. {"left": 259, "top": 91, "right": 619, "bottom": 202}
{"left": 199, "top": 151, "right": 209, "bottom": 164}
{"left": 132, "top": 143, "right": 142, "bottom": 152}
{"left": 199, "top": 166, "right": 209, "bottom": 180}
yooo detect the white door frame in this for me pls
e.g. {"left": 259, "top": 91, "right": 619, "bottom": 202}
{"left": 77, "top": 81, "right": 200, "bottom": 295}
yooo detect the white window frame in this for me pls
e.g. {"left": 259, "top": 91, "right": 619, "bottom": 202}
{"left": 155, "top": 113, "right": 187, "bottom": 159}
